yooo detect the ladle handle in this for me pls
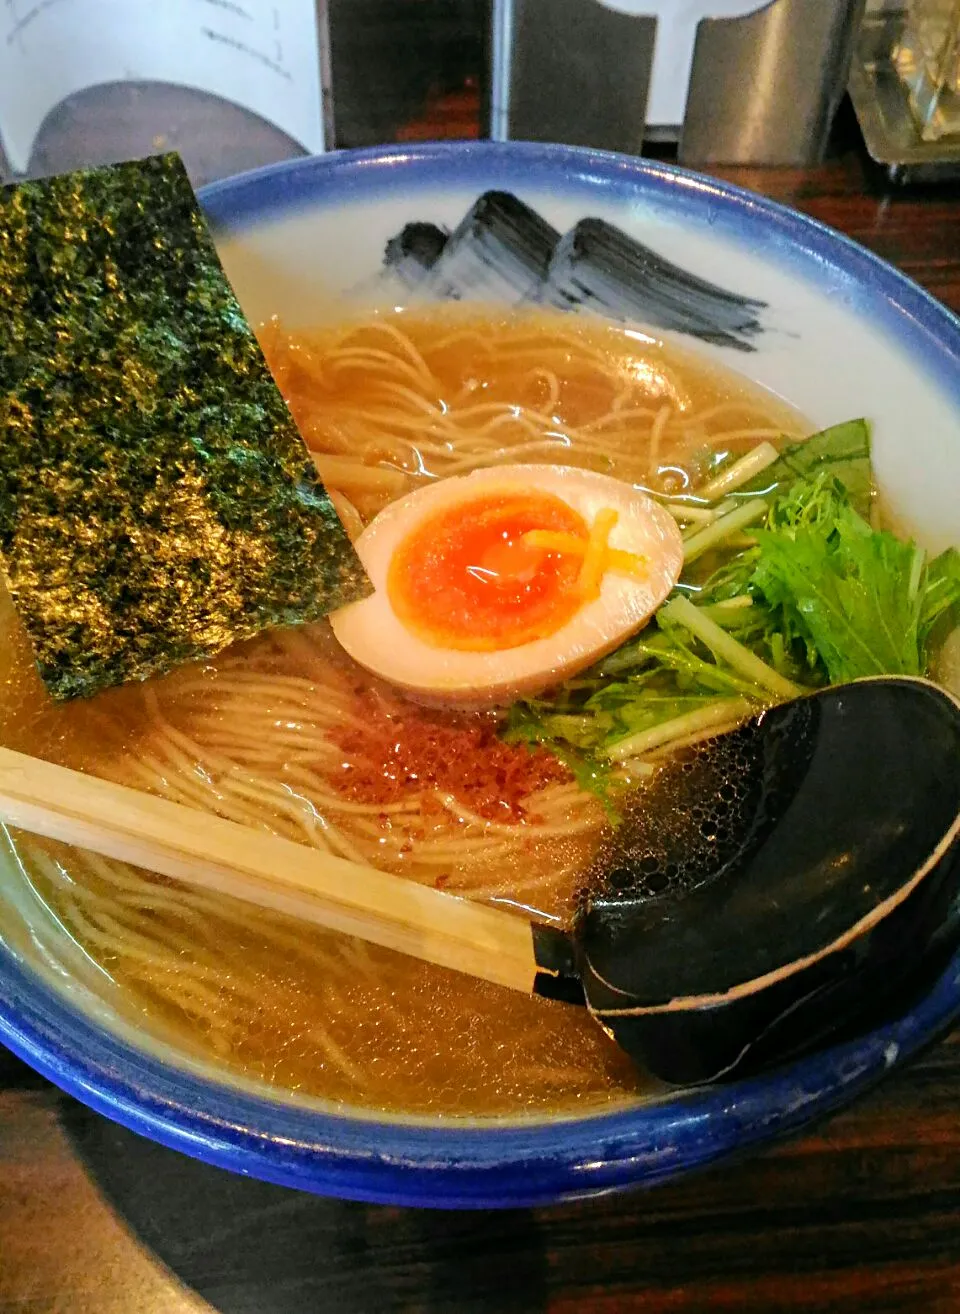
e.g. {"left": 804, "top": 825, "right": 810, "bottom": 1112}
{"left": 0, "top": 746, "right": 550, "bottom": 996}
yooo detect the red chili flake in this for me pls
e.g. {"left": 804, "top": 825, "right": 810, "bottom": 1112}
{"left": 330, "top": 690, "right": 569, "bottom": 821}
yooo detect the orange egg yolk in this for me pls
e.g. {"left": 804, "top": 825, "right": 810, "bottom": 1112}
{"left": 387, "top": 491, "right": 591, "bottom": 651}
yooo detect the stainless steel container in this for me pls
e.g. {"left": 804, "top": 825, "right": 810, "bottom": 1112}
{"left": 488, "top": 0, "right": 867, "bottom": 166}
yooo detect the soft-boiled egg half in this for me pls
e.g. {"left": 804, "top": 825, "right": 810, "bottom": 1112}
{"left": 329, "top": 464, "right": 684, "bottom": 706}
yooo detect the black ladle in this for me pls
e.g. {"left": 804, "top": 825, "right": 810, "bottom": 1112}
{"left": 558, "top": 675, "right": 960, "bottom": 1083}
{"left": 0, "top": 676, "right": 956, "bottom": 1086}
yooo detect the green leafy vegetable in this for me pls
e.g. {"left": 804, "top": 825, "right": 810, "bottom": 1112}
{"left": 506, "top": 614, "right": 777, "bottom": 774}
{"left": 921, "top": 547, "right": 960, "bottom": 652}
{"left": 503, "top": 702, "right": 624, "bottom": 818}
{"left": 736, "top": 418, "right": 873, "bottom": 517}
{"left": 603, "top": 698, "right": 752, "bottom": 764}
{"left": 751, "top": 472, "right": 950, "bottom": 683}
{"left": 680, "top": 498, "right": 768, "bottom": 563}
{"left": 658, "top": 594, "right": 803, "bottom": 699}
{"left": 503, "top": 416, "right": 959, "bottom": 807}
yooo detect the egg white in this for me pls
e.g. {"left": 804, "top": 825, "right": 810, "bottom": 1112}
{"left": 328, "top": 464, "right": 684, "bottom": 707}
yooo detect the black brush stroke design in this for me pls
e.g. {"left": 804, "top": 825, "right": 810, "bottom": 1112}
{"left": 382, "top": 190, "right": 767, "bottom": 351}
{"left": 390, "top": 192, "right": 560, "bottom": 303}
{"left": 383, "top": 222, "right": 449, "bottom": 288}
{"left": 546, "top": 218, "right": 765, "bottom": 349}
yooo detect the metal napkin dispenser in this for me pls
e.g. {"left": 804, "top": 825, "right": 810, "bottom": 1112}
{"left": 488, "top": 0, "right": 867, "bottom": 166}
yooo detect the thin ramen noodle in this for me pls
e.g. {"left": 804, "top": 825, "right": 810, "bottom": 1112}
{"left": 0, "top": 307, "right": 807, "bottom": 1116}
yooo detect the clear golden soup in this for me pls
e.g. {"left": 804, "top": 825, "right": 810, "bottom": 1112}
{"left": 0, "top": 307, "right": 804, "bottom": 1117}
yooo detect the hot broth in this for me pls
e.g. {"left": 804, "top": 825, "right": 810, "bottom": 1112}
{"left": 0, "top": 307, "right": 807, "bottom": 1116}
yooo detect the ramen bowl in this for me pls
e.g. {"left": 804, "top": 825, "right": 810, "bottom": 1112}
{"left": 0, "top": 142, "right": 958, "bottom": 1209}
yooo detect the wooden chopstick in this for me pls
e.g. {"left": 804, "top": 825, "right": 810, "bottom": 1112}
{"left": 0, "top": 746, "right": 539, "bottom": 995}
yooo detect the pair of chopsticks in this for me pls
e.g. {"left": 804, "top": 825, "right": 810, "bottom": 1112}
{"left": 0, "top": 747, "right": 541, "bottom": 994}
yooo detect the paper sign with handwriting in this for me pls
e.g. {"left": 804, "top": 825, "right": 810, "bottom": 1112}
{"left": 0, "top": 0, "right": 324, "bottom": 173}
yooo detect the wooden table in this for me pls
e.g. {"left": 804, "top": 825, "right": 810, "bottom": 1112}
{"left": 3, "top": 82, "right": 960, "bottom": 1313}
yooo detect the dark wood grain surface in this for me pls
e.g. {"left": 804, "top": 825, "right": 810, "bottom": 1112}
{"left": 2, "top": 44, "right": 960, "bottom": 1314}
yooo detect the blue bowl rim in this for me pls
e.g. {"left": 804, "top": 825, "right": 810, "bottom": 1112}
{"left": 1, "top": 140, "right": 959, "bottom": 1211}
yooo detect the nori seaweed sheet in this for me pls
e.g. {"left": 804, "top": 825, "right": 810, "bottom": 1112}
{"left": 0, "top": 153, "right": 370, "bottom": 701}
